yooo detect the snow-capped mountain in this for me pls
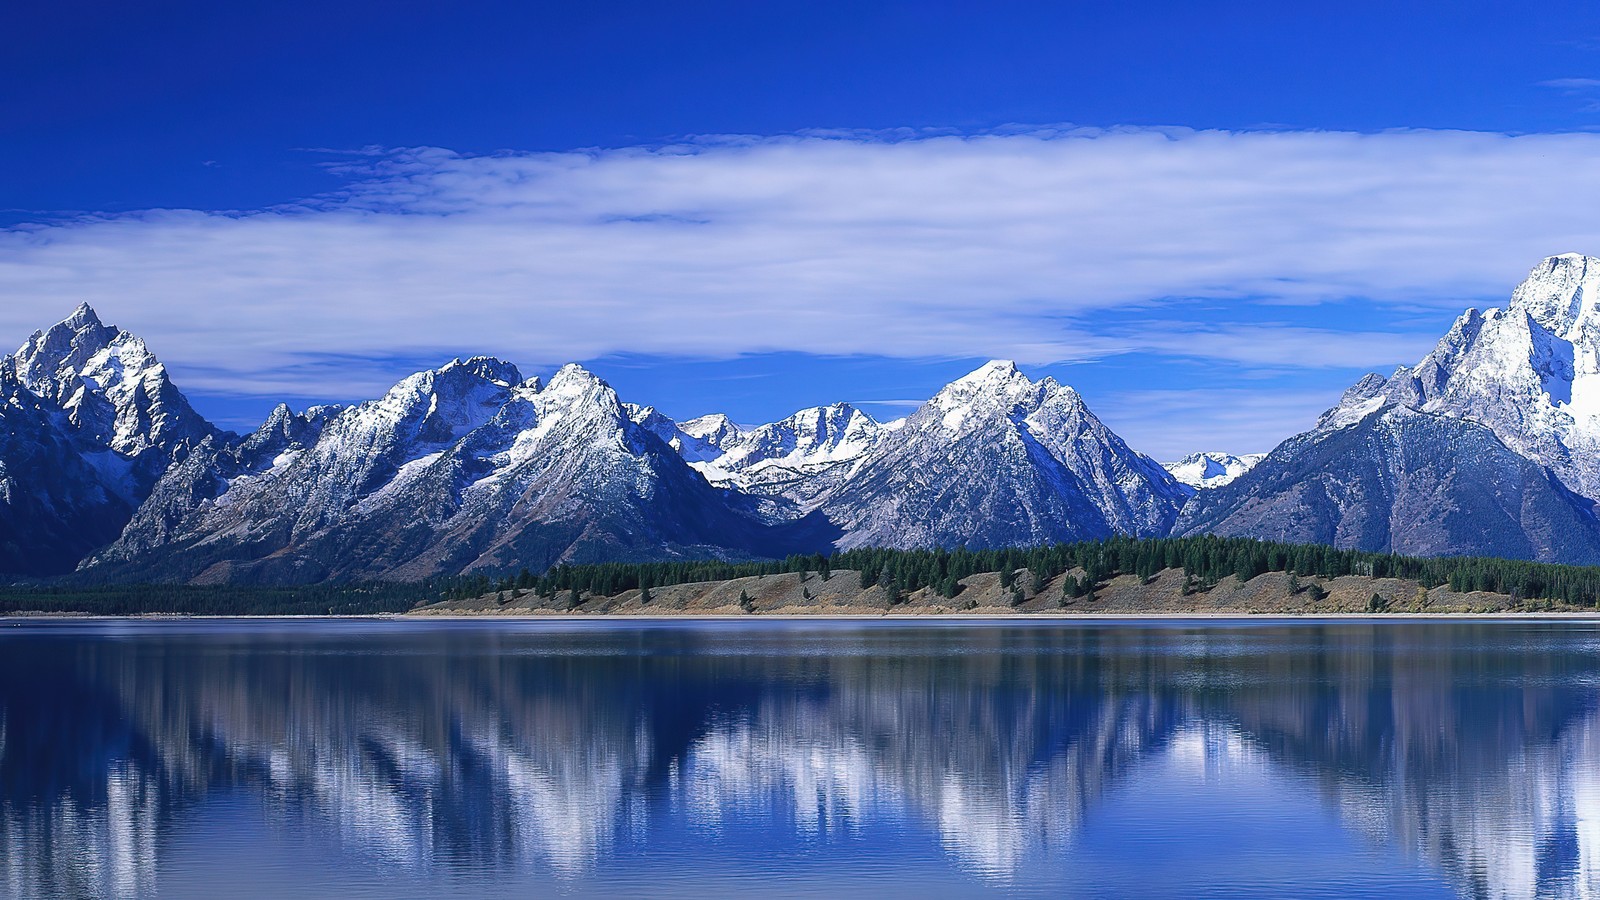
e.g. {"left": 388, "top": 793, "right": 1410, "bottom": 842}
{"left": 817, "top": 361, "right": 1189, "bottom": 549}
{"left": 1174, "top": 254, "right": 1600, "bottom": 562}
{"left": 628, "top": 402, "right": 887, "bottom": 506}
{"left": 11, "top": 303, "right": 218, "bottom": 479}
{"left": 1174, "top": 402, "right": 1600, "bottom": 563}
{"left": 89, "top": 361, "right": 833, "bottom": 583}
{"left": 18, "top": 254, "right": 1600, "bottom": 583}
{"left": 652, "top": 403, "right": 887, "bottom": 507}
{"left": 0, "top": 356, "right": 141, "bottom": 574}
{"left": 1163, "top": 452, "right": 1265, "bottom": 491}
{"left": 1358, "top": 254, "right": 1600, "bottom": 502}
{"left": 0, "top": 305, "right": 223, "bottom": 575}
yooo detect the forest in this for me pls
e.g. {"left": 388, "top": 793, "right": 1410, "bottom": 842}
{"left": 7, "top": 536, "right": 1600, "bottom": 615}
{"left": 463, "top": 535, "right": 1600, "bottom": 609}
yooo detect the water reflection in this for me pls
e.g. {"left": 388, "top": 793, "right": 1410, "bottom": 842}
{"left": 1, "top": 621, "right": 1598, "bottom": 897}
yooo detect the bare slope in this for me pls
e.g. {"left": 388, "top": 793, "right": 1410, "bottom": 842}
{"left": 413, "top": 566, "right": 1545, "bottom": 616}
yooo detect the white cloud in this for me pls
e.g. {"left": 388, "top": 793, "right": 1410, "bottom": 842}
{"left": 2, "top": 126, "right": 1598, "bottom": 405}
{"left": 1539, "top": 77, "right": 1600, "bottom": 90}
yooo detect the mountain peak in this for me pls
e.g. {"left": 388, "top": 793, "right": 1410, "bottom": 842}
{"left": 936, "top": 360, "right": 1032, "bottom": 402}
{"left": 955, "top": 359, "right": 1022, "bottom": 384}
{"left": 64, "top": 302, "right": 104, "bottom": 330}
{"left": 1507, "top": 253, "right": 1600, "bottom": 336}
{"left": 547, "top": 362, "right": 606, "bottom": 391}
{"left": 925, "top": 360, "right": 1086, "bottom": 430}
{"left": 1163, "top": 451, "right": 1265, "bottom": 490}
{"left": 438, "top": 356, "right": 521, "bottom": 386}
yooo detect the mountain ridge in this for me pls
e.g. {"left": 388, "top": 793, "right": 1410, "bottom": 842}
{"left": 8, "top": 252, "right": 1600, "bottom": 582}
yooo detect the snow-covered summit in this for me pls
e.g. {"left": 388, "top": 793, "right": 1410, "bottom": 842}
{"left": 929, "top": 360, "right": 1056, "bottom": 422}
{"left": 681, "top": 413, "right": 744, "bottom": 445}
{"left": 821, "top": 361, "right": 1186, "bottom": 549}
{"left": 708, "top": 403, "right": 882, "bottom": 473}
{"left": 10, "top": 303, "right": 217, "bottom": 462}
{"left": 627, "top": 401, "right": 886, "bottom": 505}
{"left": 1316, "top": 254, "right": 1600, "bottom": 501}
{"left": 1163, "top": 452, "right": 1265, "bottom": 490}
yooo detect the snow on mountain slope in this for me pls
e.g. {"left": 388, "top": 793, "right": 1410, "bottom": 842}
{"left": 0, "top": 356, "right": 138, "bottom": 575}
{"left": 1173, "top": 254, "right": 1600, "bottom": 564}
{"left": 90, "top": 362, "right": 832, "bottom": 583}
{"left": 627, "top": 402, "right": 887, "bottom": 507}
{"left": 1164, "top": 452, "right": 1266, "bottom": 490}
{"left": 0, "top": 305, "right": 222, "bottom": 576}
{"left": 692, "top": 404, "right": 885, "bottom": 505}
{"left": 1360, "top": 254, "right": 1600, "bottom": 501}
{"left": 624, "top": 405, "right": 732, "bottom": 462}
{"left": 819, "top": 361, "right": 1189, "bottom": 550}
{"left": 11, "top": 303, "right": 218, "bottom": 468}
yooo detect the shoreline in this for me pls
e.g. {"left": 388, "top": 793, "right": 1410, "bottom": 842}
{"left": 6, "top": 611, "right": 1600, "bottom": 622}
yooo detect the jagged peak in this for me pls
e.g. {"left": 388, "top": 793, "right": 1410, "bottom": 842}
{"left": 772, "top": 401, "right": 876, "bottom": 428}
{"left": 952, "top": 359, "right": 1023, "bottom": 385}
{"left": 541, "top": 364, "right": 622, "bottom": 412}
{"left": 547, "top": 362, "right": 605, "bottom": 389}
{"left": 928, "top": 360, "right": 1085, "bottom": 422}
{"left": 16, "top": 303, "right": 121, "bottom": 362}
{"left": 437, "top": 355, "right": 522, "bottom": 386}
{"left": 1340, "top": 372, "right": 1389, "bottom": 405}
{"left": 682, "top": 412, "right": 740, "bottom": 434}
{"left": 1506, "top": 253, "right": 1600, "bottom": 336}
{"left": 64, "top": 302, "right": 104, "bottom": 330}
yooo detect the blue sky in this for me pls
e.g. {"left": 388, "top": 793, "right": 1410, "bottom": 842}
{"left": 7, "top": 0, "right": 1600, "bottom": 457}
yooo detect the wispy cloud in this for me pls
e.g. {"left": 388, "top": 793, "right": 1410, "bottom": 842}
{"left": 1539, "top": 77, "right": 1600, "bottom": 90}
{"left": 0, "top": 126, "right": 1594, "bottom": 407}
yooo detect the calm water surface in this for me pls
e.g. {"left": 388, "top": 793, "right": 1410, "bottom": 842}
{"left": 3, "top": 617, "right": 1598, "bottom": 898}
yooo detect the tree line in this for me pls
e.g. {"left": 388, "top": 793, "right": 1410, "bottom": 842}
{"left": 10, "top": 536, "right": 1600, "bottom": 615}
{"left": 454, "top": 535, "right": 1600, "bottom": 608}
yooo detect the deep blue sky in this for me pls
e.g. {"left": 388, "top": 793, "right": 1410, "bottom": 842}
{"left": 9, "top": 0, "right": 1599, "bottom": 215}
{"left": 6, "top": 1, "right": 1600, "bottom": 456}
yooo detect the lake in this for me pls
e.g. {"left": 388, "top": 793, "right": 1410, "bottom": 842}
{"left": 2, "top": 617, "right": 1596, "bottom": 898}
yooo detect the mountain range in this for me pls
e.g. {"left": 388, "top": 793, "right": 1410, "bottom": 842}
{"left": 7, "top": 254, "right": 1600, "bottom": 583}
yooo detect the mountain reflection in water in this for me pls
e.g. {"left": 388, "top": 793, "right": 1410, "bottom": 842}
{"left": 1, "top": 619, "right": 1597, "bottom": 899}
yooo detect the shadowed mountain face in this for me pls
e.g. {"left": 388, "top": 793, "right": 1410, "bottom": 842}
{"left": 1175, "top": 403, "right": 1600, "bottom": 562}
{"left": 0, "top": 359, "right": 135, "bottom": 574}
{"left": 1175, "top": 255, "right": 1600, "bottom": 562}
{"left": 2, "top": 621, "right": 1596, "bottom": 898}
{"left": 0, "top": 306, "right": 220, "bottom": 575}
